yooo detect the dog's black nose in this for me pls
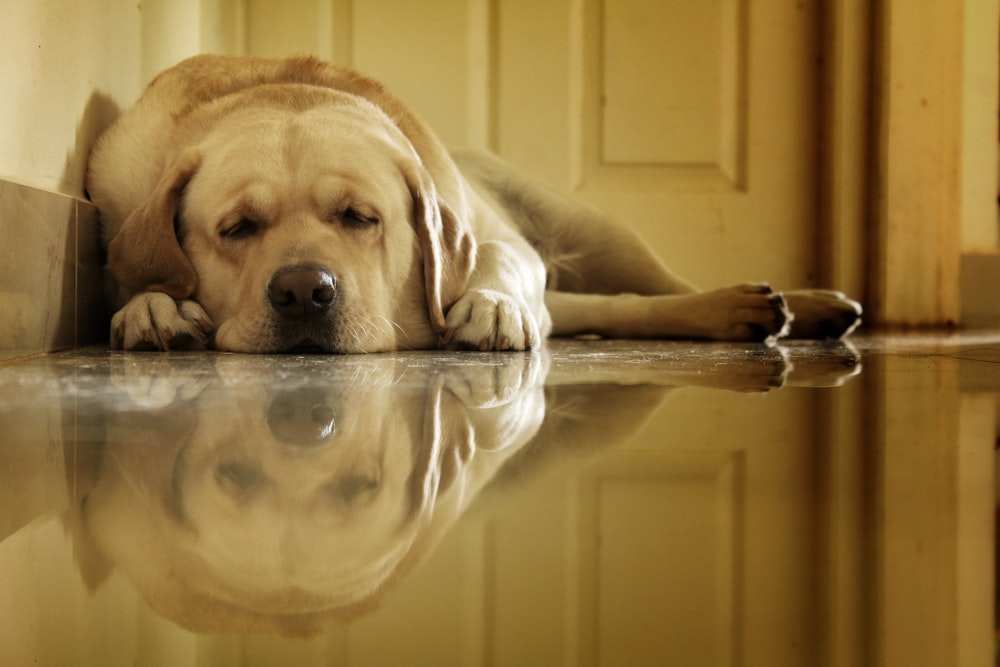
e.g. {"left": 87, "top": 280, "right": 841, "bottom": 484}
{"left": 268, "top": 266, "right": 336, "bottom": 321}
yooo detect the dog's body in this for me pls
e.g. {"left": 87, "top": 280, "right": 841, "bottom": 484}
{"left": 87, "top": 55, "right": 860, "bottom": 353}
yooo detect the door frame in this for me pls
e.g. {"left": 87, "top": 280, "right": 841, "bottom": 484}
{"left": 819, "top": 0, "right": 874, "bottom": 314}
{"left": 824, "top": 0, "right": 999, "bottom": 326}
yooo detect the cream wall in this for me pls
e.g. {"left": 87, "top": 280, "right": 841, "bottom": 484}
{"left": 0, "top": 0, "right": 139, "bottom": 197}
{"left": 0, "top": 0, "right": 209, "bottom": 198}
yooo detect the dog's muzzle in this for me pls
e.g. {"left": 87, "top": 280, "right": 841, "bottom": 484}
{"left": 266, "top": 265, "right": 342, "bottom": 352}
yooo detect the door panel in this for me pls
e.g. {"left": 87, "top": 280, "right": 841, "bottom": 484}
{"left": 570, "top": 0, "right": 819, "bottom": 289}
{"left": 596, "top": 0, "right": 743, "bottom": 183}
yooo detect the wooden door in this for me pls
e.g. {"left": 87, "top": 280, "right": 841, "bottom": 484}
{"left": 198, "top": 2, "right": 827, "bottom": 663}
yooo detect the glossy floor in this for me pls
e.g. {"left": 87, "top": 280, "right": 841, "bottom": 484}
{"left": 1, "top": 333, "right": 996, "bottom": 667}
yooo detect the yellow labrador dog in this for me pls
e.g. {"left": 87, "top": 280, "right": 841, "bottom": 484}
{"left": 87, "top": 55, "right": 861, "bottom": 353}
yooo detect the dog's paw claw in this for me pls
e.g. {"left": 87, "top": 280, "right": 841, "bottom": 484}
{"left": 111, "top": 293, "right": 214, "bottom": 350}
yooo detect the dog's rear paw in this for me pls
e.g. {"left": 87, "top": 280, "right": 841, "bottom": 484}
{"left": 111, "top": 292, "right": 214, "bottom": 350}
{"left": 783, "top": 289, "right": 862, "bottom": 339}
{"left": 442, "top": 289, "right": 540, "bottom": 351}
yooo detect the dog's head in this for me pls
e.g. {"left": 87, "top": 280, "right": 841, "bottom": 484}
{"left": 107, "top": 86, "right": 476, "bottom": 352}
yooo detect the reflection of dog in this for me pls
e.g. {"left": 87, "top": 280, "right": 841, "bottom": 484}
{"left": 68, "top": 353, "right": 545, "bottom": 635}
{"left": 87, "top": 55, "right": 862, "bottom": 353}
{"left": 61, "top": 342, "right": 860, "bottom": 636}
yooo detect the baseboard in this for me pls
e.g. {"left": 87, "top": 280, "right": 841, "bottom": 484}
{"left": 961, "top": 252, "right": 1000, "bottom": 328}
{"left": 0, "top": 180, "right": 106, "bottom": 361}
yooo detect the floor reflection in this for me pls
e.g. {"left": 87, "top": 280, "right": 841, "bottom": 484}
{"left": 0, "top": 335, "right": 995, "bottom": 666}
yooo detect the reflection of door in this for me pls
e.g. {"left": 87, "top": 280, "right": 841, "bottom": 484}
{"left": 229, "top": 0, "right": 823, "bottom": 292}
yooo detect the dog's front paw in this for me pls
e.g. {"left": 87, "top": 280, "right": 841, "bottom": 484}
{"left": 442, "top": 289, "right": 540, "bottom": 351}
{"left": 111, "top": 292, "right": 214, "bottom": 350}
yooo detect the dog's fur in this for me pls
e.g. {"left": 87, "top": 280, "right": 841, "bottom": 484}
{"left": 86, "top": 55, "right": 861, "bottom": 353}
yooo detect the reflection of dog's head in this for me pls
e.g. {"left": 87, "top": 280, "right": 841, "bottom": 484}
{"left": 70, "top": 355, "right": 545, "bottom": 636}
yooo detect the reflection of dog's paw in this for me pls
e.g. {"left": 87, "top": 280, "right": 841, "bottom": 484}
{"left": 442, "top": 289, "right": 540, "bottom": 351}
{"left": 780, "top": 340, "right": 862, "bottom": 387}
{"left": 109, "top": 356, "right": 214, "bottom": 408}
{"left": 783, "top": 290, "right": 862, "bottom": 339}
{"left": 441, "top": 352, "right": 547, "bottom": 452}
{"left": 444, "top": 350, "right": 547, "bottom": 408}
{"left": 111, "top": 292, "right": 214, "bottom": 350}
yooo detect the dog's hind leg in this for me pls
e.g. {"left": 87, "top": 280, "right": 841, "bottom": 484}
{"left": 546, "top": 283, "right": 791, "bottom": 342}
{"left": 453, "top": 149, "right": 698, "bottom": 296}
{"left": 541, "top": 217, "right": 700, "bottom": 297}
{"left": 455, "top": 150, "right": 859, "bottom": 341}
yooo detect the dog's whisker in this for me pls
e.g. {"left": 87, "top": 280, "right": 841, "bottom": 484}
{"left": 375, "top": 315, "right": 408, "bottom": 342}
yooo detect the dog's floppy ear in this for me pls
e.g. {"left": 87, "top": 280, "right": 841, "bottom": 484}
{"left": 107, "top": 150, "right": 201, "bottom": 299}
{"left": 408, "top": 167, "right": 477, "bottom": 333}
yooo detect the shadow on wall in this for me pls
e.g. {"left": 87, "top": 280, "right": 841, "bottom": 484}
{"left": 61, "top": 90, "right": 122, "bottom": 345}
{"left": 62, "top": 90, "right": 120, "bottom": 200}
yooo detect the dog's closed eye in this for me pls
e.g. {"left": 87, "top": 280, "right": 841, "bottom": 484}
{"left": 333, "top": 206, "right": 380, "bottom": 229}
{"left": 219, "top": 217, "right": 261, "bottom": 240}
